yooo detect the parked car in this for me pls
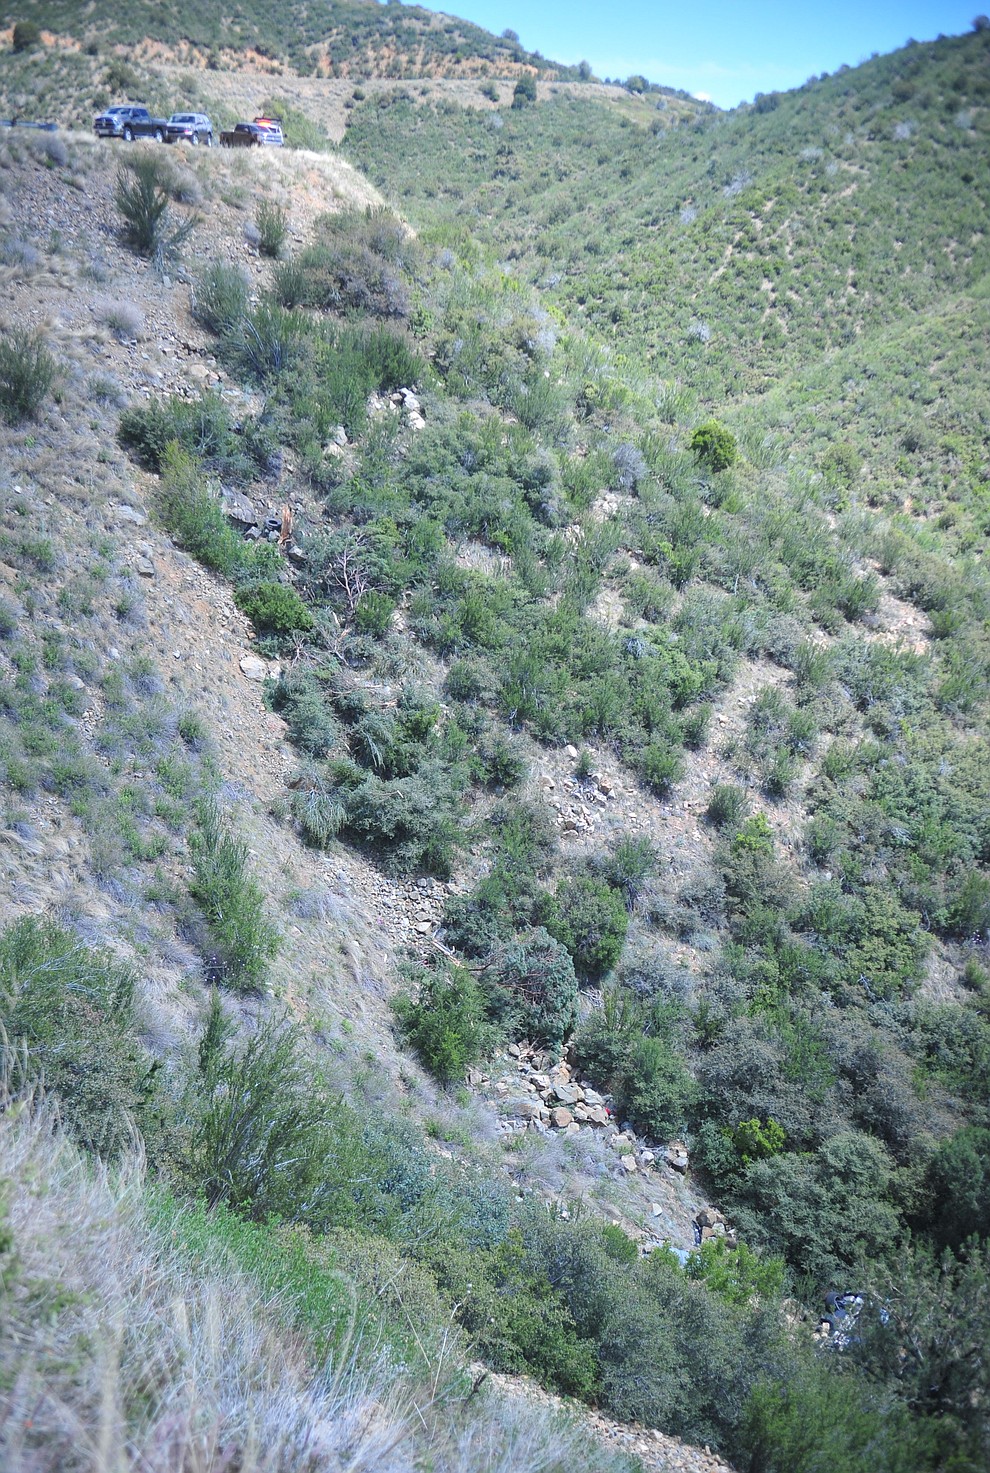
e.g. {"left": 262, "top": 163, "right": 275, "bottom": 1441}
{"left": 165, "top": 112, "right": 214, "bottom": 146}
{"left": 219, "top": 122, "right": 266, "bottom": 148}
{"left": 94, "top": 105, "right": 169, "bottom": 142}
{"left": 253, "top": 115, "right": 284, "bottom": 146}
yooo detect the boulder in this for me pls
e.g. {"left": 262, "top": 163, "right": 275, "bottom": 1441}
{"left": 116, "top": 503, "right": 147, "bottom": 526}
{"left": 221, "top": 488, "right": 257, "bottom": 527}
{"left": 238, "top": 654, "right": 268, "bottom": 681}
{"left": 665, "top": 1142, "right": 690, "bottom": 1173}
{"left": 551, "top": 1106, "right": 574, "bottom": 1128}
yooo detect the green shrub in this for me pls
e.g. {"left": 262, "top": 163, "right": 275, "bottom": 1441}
{"left": 741, "top": 1362, "right": 936, "bottom": 1473}
{"left": 922, "top": 1126, "right": 990, "bottom": 1250}
{"left": 0, "top": 916, "right": 158, "bottom": 1160}
{"left": 256, "top": 198, "right": 288, "bottom": 258}
{"left": 353, "top": 589, "right": 396, "bottom": 637}
{"left": 151, "top": 444, "right": 258, "bottom": 579}
{"left": 235, "top": 581, "right": 314, "bottom": 637}
{"left": 820, "top": 442, "right": 862, "bottom": 496}
{"left": 188, "top": 1004, "right": 341, "bottom": 1222}
{"left": 732, "top": 1117, "right": 786, "bottom": 1164}
{"left": 272, "top": 257, "right": 307, "bottom": 308}
{"left": 342, "top": 768, "right": 464, "bottom": 877}
{"left": 119, "top": 391, "right": 237, "bottom": 474}
{"left": 189, "top": 800, "right": 280, "bottom": 990}
{"left": 266, "top": 669, "right": 340, "bottom": 757}
{"left": 685, "top": 1236, "right": 785, "bottom": 1307}
{"left": 484, "top": 927, "right": 578, "bottom": 1050}
{"left": 115, "top": 156, "right": 196, "bottom": 261}
{"left": 641, "top": 743, "right": 685, "bottom": 797}
{"left": 596, "top": 836, "right": 657, "bottom": 910}
{"left": 193, "top": 262, "right": 249, "bottom": 336}
{"left": 236, "top": 302, "right": 307, "bottom": 382}
{"left": 394, "top": 963, "right": 490, "bottom": 1083}
{"left": 690, "top": 420, "right": 738, "bottom": 472}
{"left": 512, "top": 75, "right": 537, "bottom": 108}
{"left": 0, "top": 329, "right": 56, "bottom": 423}
{"left": 624, "top": 1034, "right": 697, "bottom": 1139}
{"left": 287, "top": 209, "right": 416, "bottom": 319}
{"left": 707, "top": 783, "right": 748, "bottom": 828}
{"left": 12, "top": 20, "right": 41, "bottom": 50}
{"left": 478, "top": 730, "right": 527, "bottom": 789}
{"left": 539, "top": 875, "right": 628, "bottom": 982}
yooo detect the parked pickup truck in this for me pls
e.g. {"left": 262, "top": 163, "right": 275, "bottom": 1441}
{"left": 252, "top": 115, "right": 284, "bottom": 146}
{"left": 165, "top": 112, "right": 214, "bottom": 146}
{"left": 219, "top": 121, "right": 266, "bottom": 147}
{"left": 94, "top": 104, "right": 169, "bottom": 142}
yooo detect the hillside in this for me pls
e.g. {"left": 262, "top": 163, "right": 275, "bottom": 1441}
{"left": 1, "top": 0, "right": 580, "bottom": 78}
{"left": 1, "top": 13, "right": 990, "bottom": 1473}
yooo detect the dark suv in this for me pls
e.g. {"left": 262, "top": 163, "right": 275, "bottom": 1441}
{"left": 94, "top": 105, "right": 169, "bottom": 142}
{"left": 165, "top": 112, "right": 214, "bottom": 146}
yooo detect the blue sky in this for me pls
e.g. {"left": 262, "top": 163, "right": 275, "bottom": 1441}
{"left": 432, "top": 2, "right": 980, "bottom": 108}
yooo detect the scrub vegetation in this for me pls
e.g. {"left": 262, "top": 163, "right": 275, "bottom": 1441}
{"left": 1, "top": 12, "right": 990, "bottom": 1473}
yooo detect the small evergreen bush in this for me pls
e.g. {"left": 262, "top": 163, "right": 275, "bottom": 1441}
{"left": 394, "top": 963, "right": 490, "bottom": 1083}
{"left": 539, "top": 875, "right": 628, "bottom": 981}
{"left": 193, "top": 262, "right": 249, "bottom": 336}
{"left": 152, "top": 444, "right": 268, "bottom": 579}
{"left": 256, "top": 198, "right": 288, "bottom": 259}
{"left": 0, "top": 916, "right": 158, "bottom": 1160}
{"left": 690, "top": 420, "right": 738, "bottom": 473}
{"left": 115, "top": 156, "right": 196, "bottom": 261}
{"left": 0, "top": 329, "right": 56, "bottom": 423}
{"left": 190, "top": 1005, "right": 338, "bottom": 1221}
{"left": 189, "top": 800, "right": 280, "bottom": 991}
{"left": 485, "top": 927, "right": 578, "bottom": 1049}
{"left": 641, "top": 743, "right": 685, "bottom": 797}
{"left": 235, "top": 582, "right": 314, "bottom": 637}
{"left": 707, "top": 784, "right": 748, "bottom": 828}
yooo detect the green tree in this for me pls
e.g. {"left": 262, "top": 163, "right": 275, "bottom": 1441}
{"left": 690, "top": 420, "right": 738, "bottom": 472}
{"left": 923, "top": 1126, "right": 990, "bottom": 1250}
{"left": 539, "top": 875, "right": 628, "bottom": 981}
{"left": 486, "top": 927, "right": 578, "bottom": 1050}
{"left": 394, "top": 963, "right": 490, "bottom": 1083}
{"left": 512, "top": 74, "right": 537, "bottom": 108}
{"left": 12, "top": 20, "right": 41, "bottom": 51}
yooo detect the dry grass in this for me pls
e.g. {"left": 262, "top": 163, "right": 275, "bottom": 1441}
{"left": 0, "top": 1099, "right": 419, "bottom": 1472}
{"left": 0, "top": 1094, "right": 638, "bottom": 1473}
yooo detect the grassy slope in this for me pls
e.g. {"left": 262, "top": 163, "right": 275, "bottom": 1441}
{"left": 345, "top": 29, "right": 990, "bottom": 403}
